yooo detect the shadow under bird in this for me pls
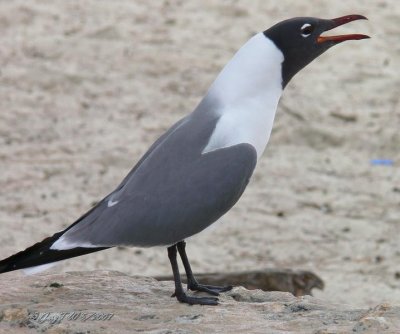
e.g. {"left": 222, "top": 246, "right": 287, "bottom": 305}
{"left": 0, "top": 15, "right": 369, "bottom": 305}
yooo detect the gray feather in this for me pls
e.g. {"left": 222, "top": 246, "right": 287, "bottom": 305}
{"left": 60, "top": 98, "right": 257, "bottom": 247}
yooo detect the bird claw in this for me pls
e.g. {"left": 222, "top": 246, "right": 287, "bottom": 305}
{"left": 188, "top": 283, "right": 233, "bottom": 296}
{"left": 175, "top": 291, "right": 219, "bottom": 305}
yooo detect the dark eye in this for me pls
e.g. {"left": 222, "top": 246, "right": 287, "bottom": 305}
{"left": 300, "top": 23, "right": 314, "bottom": 37}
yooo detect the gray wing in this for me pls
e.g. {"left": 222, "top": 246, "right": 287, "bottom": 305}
{"left": 60, "top": 111, "right": 257, "bottom": 248}
{"left": 114, "top": 116, "right": 189, "bottom": 192}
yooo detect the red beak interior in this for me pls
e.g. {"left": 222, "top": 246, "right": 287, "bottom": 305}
{"left": 317, "top": 14, "right": 370, "bottom": 44}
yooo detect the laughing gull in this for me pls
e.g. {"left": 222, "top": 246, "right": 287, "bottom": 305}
{"left": 0, "top": 15, "right": 369, "bottom": 305}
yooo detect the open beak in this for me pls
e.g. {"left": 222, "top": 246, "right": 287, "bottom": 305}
{"left": 317, "top": 14, "right": 370, "bottom": 44}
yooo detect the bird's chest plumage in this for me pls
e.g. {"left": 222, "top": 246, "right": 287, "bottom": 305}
{"left": 202, "top": 96, "right": 281, "bottom": 158}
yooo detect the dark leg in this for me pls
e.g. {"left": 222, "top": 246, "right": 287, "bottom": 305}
{"left": 167, "top": 244, "right": 218, "bottom": 305}
{"left": 177, "top": 241, "right": 232, "bottom": 296}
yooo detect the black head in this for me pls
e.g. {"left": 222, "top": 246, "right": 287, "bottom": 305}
{"left": 264, "top": 14, "right": 369, "bottom": 88}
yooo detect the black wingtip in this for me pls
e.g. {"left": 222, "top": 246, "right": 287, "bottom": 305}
{"left": 0, "top": 232, "right": 109, "bottom": 274}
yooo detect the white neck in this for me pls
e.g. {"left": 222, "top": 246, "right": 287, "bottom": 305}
{"left": 202, "top": 33, "right": 284, "bottom": 159}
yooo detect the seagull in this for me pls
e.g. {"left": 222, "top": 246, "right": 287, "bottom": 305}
{"left": 0, "top": 15, "right": 369, "bottom": 305}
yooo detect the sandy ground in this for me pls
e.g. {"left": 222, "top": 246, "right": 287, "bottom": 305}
{"left": 0, "top": 0, "right": 399, "bottom": 309}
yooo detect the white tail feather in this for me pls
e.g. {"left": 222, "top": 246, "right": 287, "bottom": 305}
{"left": 22, "top": 262, "right": 58, "bottom": 275}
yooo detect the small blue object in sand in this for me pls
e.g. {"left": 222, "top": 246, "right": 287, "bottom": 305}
{"left": 370, "top": 159, "right": 394, "bottom": 166}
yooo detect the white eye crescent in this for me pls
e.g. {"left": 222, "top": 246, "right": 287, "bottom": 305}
{"left": 301, "top": 23, "right": 314, "bottom": 37}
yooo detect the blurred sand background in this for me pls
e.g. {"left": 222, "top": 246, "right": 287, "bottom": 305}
{"left": 0, "top": 0, "right": 399, "bottom": 308}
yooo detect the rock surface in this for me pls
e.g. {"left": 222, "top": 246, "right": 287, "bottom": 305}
{"left": 0, "top": 271, "right": 399, "bottom": 333}
{"left": 155, "top": 268, "right": 325, "bottom": 297}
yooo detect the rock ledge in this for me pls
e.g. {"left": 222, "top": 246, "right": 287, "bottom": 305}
{"left": 0, "top": 271, "right": 399, "bottom": 333}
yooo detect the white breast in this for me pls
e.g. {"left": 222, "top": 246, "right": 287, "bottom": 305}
{"left": 202, "top": 33, "right": 284, "bottom": 158}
